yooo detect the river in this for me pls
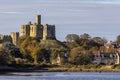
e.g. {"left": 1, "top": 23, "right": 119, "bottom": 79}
{"left": 0, "top": 72, "right": 120, "bottom": 80}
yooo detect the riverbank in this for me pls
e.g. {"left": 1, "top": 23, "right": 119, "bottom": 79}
{"left": 47, "top": 64, "right": 120, "bottom": 72}
{"left": 0, "top": 64, "right": 120, "bottom": 74}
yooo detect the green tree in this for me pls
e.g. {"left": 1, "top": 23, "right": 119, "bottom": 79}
{"left": 92, "top": 37, "right": 107, "bottom": 46}
{"left": 2, "top": 42, "right": 21, "bottom": 58}
{"left": 75, "top": 53, "right": 93, "bottom": 65}
{"left": 18, "top": 36, "right": 40, "bottom": 63}
{"left": 66, "top": 34, "right": 79, "bottom": 43}
{"left": 80, "top": 33, "right": 91, "bottom": 40}
{"left": 87, "top": 37, "right": 107, "bottom": 50}
{"left": 66, "top": 34, "right": 79, "bottom": 49}
{"left": 79, "top": 33, "right": 91, "bottom": 49}
{"left": 0, "top": 49, "right": 13, "bottom": 65}
{"left": 69, "top": 46, "right": 93, "bottom": 65}
{"left": 32, "top": 47, "right": 41, "bottom": 64}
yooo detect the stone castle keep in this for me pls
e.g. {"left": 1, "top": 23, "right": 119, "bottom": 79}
{"left": 21, "top": 15, "right": 56, "bottom": 40}
{"left": 0, "top": 14, "right": 56, "bottom": 46}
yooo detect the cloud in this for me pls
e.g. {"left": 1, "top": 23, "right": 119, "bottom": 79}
{"left": 0, "top": 0, "right": 120, "bottom": 41}
{"left": 0, "top": 11, "right": 24, "bottom": 14}
{"left": 39, "top": 0, "right": 120, "bottom": 4}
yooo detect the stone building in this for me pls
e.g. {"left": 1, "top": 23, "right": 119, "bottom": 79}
{"left": 10, "top": 32, "right": 19, "bottom": 45}
{"left": 21, "top": 24, "right": 30, "bottom": 37}
{"left": 30, "top": 23, "right": 43, "bottom": 38}
{"left": 20, "top": 15, "right": 56, "bottom": 40}
{"left": 43, "top": 24, "right": 56, "bottom": 40}
{"left": 2, "top": 35, "right": 12, "bottom": 43}
{"left": 0, "top": 32, "right": 19, "bottom": 47}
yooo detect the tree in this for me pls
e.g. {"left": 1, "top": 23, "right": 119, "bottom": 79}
{"left": 18, "top": 36, "right": 40, "bottom": 62}
{"left": 0, "top": 48, "right": 13, "bottom": 65}
{"left": 116, "top": 35, "right": 120, "bottom": 44}
{"left": 69, "top": 46, "right": 93, "bottom": 65}
{"left": 91, "top": 37, "right": 107, "bottom": 48}
{"left": 75, "top": 53, "right": 93, "bottom": 65}
{"left": 79, "top": 33, "right": 91, "bottom": 49}
{"left": 32, "top": 47, "right": 41, "bottom": 64}
{"left": 2, "top": 42, "right": 22, "bottom": 58}
{"left": 66, "top": 34, "right": 79, "bottom": 43}
{"left": 80, "top": 33, "right": 91, "bottom": 40}
{"left": 66, "top": 34, "right": 79, "bottom": 49}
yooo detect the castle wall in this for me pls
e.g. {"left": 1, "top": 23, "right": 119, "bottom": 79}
{"left": 30, "top": 24, "right": 43, "bottom": 38}
{"left": 10, "top": 32, "right": 19, "bottom": 45}
{"left": 43, "top": 24, "right": 47, "bottom": 40}
{"left": 43, "top": 24, "right": 56, "bottom": 40}
{"left": 2, "top": 35, "right": 12, "bottom": 43}
{"left": 21, "top": 25, "right": 30, "bottom": 36}
{"left": 36, "top": 25, "right": 43, "bottom": 38}
{"left": 30, "top": 24, "right": 37, "bottom": 37}
{"left": 20, "top": 15, "right": 56, "bottom": 40}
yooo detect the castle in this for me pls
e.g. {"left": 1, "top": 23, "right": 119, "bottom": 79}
{"left": 21, "top": 15, "right": 56, "bottom": 40}
{"left": 0, "top": 32, "right": 19, "bottom": 46}
{"left": 0, "top": 14, "right": 56, "bottom": 46}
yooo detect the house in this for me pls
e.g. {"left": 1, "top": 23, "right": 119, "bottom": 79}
{"left": 93, "top": 52, "right": 120, "bottom": 65}
{"left": 104, "top": 41, "right": 120, "bottom": 50}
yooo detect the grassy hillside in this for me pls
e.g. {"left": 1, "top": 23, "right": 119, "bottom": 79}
{"left": 39, "top": 40, "right": 67, "bottom": 49}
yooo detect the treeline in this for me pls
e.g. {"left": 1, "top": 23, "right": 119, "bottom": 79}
{"left": 66, "top": 33, "right": 107, "bottom": 65}
{"left": 0, "top": 33, "right": 120, "bottom": 65}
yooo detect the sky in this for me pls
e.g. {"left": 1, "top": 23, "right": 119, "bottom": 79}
{"left": 0, "top": 0, "right": 120, "bottom": 41}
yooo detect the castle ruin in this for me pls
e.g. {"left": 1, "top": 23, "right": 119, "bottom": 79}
{"left": 21, "top": 15, "right": 56, "bottom": 40}
{"left": 10, "top": 32, "right": 19, "bottom": 45}
{"left": 0, "top": 14, "right": 56, "bottom": 46}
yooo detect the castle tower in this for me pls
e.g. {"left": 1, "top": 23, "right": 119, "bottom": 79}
{"left": 30, "top": 24, "right": 38, "bottom": 38}
{"left": 35, "top": 15, "right": 41, "bottom": 25}
{"left": 43, "top": 24, "right": 56, "bottom": 40}
{"left": 20, "top": 14, "right": 56, "bottom": 40}
{"left": 43, "top": 24, "right": 47, "bottom": 40}
{"left": 10, "top": 32, "right": 19, "bottom": 45}
{"left": 30, "top": 15, "right": 43, "bottom": 38}
{"left": 21, "top": 24, "right": 30, "bottom": 36}
{"left": 30, "top": 23, "right": 43, "bottom": 38}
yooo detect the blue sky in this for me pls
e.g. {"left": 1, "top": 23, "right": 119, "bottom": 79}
{"left": 0, "top": 0, "right": 120, "bottom": 41}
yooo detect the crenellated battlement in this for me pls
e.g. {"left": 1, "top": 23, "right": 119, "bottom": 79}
{"left": 21, "top": 14, "right": 56, "bottom": 40}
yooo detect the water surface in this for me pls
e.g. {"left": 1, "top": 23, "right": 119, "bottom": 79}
{"left": 0, "top": 72, "right": 120, "bottom": 80}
